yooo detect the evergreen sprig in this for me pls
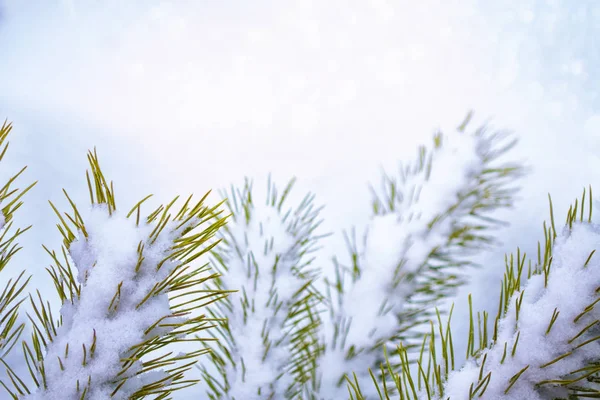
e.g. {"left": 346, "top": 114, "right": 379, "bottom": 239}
{"left": 1, "top": 148, "right": 229, "bottom": 399}
{"left": 0, "top": 120, "right": 35, "bottom": 361}
{"left": 369, "top": 112, "right": 524, "bottom": 350}
{"left": 348, "top": 188, "right": 600, "bottom": 399}
{"left": 8, "top": 114, "right": 591, "bottom": 399}
{"left": 318, "top": 113, "right": 524, "bottom": 397}
{"left": 199, "top": 177, "right": 325, "bottom": 399}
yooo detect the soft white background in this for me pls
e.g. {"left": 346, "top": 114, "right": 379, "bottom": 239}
{"left": 1, "top": 0, "right": 600, "bottom": 397}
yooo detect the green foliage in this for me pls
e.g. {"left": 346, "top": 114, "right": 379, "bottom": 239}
{"left": 319, "top": 113, "right": 525, "bottom": 396}
{"left": 0, "top": 120, "right": 35, "bottom": 362}
{"left": 0, "top": 142, "right": 230, "bottom": 399}
{"left": 368, "top": 113, "right": 524, "bottom": 346}
{"left": 347, "top": 188, "right": 600, "bottom": 399}
{"left": 199, "top": 177, "right": 325, "bottom": 399}
{"left": 5, "top": 113, "right": 598, "bottom": 400}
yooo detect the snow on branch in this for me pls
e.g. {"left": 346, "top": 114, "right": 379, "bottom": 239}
{"left": 347, "top": 188, "right": 600, "bottom": 400}
{"left": 318, "top": 114, "right": 524, "bottom": 398}
{"left": 442, "top": 189, "right": 600, "bottom": 399}
{"left": 199, "top": 177, "right": 325, "bottom": 399}
{"left": 1, "top": 149, "right": 228, "bottom": 400}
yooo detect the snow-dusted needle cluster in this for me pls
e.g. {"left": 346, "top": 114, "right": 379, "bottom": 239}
{"left": 343, "top": 191, "right": 600, "bottom": 399}
{"left": 3, "top": 150, "right": 227, "bottom": 400}
{"left": 0, "top": 120, "right": 35, "bottom": 361}
{"left": 443, "top": 194, "right": 600, "bottom": 400}
{"left": 199, "top": 178, "right": 324, "bottom": 400}
{"left": 319, "top": 116, "right": 523, "bottom": 398}
{"left": 9, "top": 114, "right": 580, "bottom": 400}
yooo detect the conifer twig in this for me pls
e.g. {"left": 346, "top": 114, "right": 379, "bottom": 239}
{"left": 199, "top": 177, "right": 325, "bottom": 399}
{"left": 320, "top": 113, "right": 524, "bottom": 398}
{"left": 349, "top": 188, "right": 600, "bottom": 399}
{"left": 0, "top": 120, "right": 35, "bottom": 362}
{"left": 2, "top": 149, "right": 228, "bottom": 399}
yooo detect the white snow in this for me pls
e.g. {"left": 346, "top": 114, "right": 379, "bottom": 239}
{"left": 24, "top": 204, "right": 201, "bottom": 400}
{"left": 2, "top": 2, "right": 600, "bottom": 399}
{"left": 201, "top": 183, "right": 320, "bottom": 399}
{"left": 442, "top": 222, "right": 600, "bottom": 399}
{"left": 318, "top": 129, "right": 483, "bottom": 398}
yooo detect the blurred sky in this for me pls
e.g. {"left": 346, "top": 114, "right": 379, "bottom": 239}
{"left": 1, "top": 0, "right": 600, "bottom": 397}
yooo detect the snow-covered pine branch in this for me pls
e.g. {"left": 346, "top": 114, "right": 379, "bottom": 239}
{"left": 442, "top": 190, "right": 600, "bottom": 400}
{"left": 317, "top": 114, "right": 524, "bottom": 398}
{"left": 0, "top": 120, "right": 35, "bottom": 360}
{"left": 1, "top": 149, "right": 228, "bottom": 400}
{"left": 348, "top": 188, "right": 600, "bottom": 399}
{"left": 198, "top": 177, "right": 325, "bottom": 399}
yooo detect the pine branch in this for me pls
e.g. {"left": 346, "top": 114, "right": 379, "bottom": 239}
{"left": 198, "top": 177, "right": 325, "bottom": 399}
{"left": 443, "top": 188, "right": 600, "bottom": 399}
{"left": 349, "top": 187, "right": 600, "bottom": 400}
{"left": 0, "top": 120, "right": 35, "bottom": 360}
{"left": 1, "top": 148, "right": 228, "bottom": 399}
{"left": 319, "top": 113, "right": 524, "bottom": 398}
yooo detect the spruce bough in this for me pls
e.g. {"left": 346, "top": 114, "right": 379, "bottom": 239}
{"left": 0, "top": 114, "right": 598, "bottom": 399}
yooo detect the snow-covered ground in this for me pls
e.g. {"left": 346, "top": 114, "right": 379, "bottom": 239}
{"left": 1, "top": 1, "right": 600, "bottom": 398}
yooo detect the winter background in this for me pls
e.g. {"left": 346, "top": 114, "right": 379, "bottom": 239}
{"left": 0, "top": 0, "right": 599, "bottom": 398}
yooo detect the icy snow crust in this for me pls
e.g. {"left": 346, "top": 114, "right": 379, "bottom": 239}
{"left": 442, "top": 222, "right": 600, "bottom": 400}
{"left": 26, "top": 205, "right": 192, "bottom": 400}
